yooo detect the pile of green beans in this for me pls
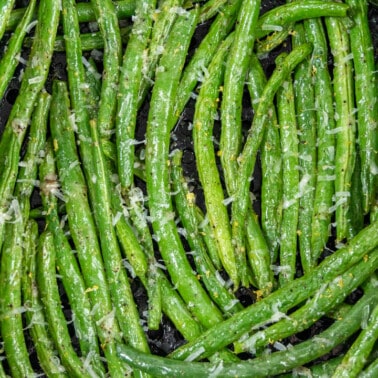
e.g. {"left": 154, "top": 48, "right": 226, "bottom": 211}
{"left": 0, "top": 0, "right": 377, "bottom": 376}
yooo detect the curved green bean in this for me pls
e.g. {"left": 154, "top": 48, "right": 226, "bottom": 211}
{"left": 169, "top": 219, "right": 378, "bottom": 361}
{"left": 291, "top": 23, "right": 317, "bottom": 274}
{"left": 256, "top": 1, "right": 350, "bottom": 39}
{"left": 145, "top": 8, "right": 224, "bottom": 329}
{"left": 117, "top": 275, "right": 378, "bottom": 377}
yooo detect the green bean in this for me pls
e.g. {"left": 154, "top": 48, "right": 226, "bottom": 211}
{"left": 231, "top": 44, "right": 312, "bottom": 290}
{"left": 116, "top": 0, "right": 156, "bottom": 190}
{"left": 345, "top": 0, "right": 378, "bottom": 214}
{"left": 5, "top": 0, "right": 137, "bottom": 33}
{"left": 256, "top": 1, "right": 350, "bottom": 39}
{"left": 247, "top": 53, "right": 282, "bottom": 263}
{"left": 0, "top": 0, "right": 60, "bottom": 253}
{"left": 90, "top": 0, "right": 122, "bottom": 138}
{"left": 0, "top": 0, "right": 37, "bottom": 100}
{"left": 0, "top": 91, "right": 50, "bottom": 378}
{"left": 22, "top": 220, "right": 67, "bottom": 377}
{"left": 145, "top": 8, "right": 224, "bottom": 329}
{"left": 137, "top": 0, "right": 184, "bottom": 107}
{"left": 332, "top": 304, "right": 378, "bottom": 377}
{"left": 39, "top": 141, "right": 105, "bottom": 377}
{"left": 168, "top": 219, "right": 378, "bottom": 361}
{"left": 192, "top": 33, "right": 238, "bottom": 287}
{"left": 276, "top": 58, "right": 300, "bottom": 286}
{"left": 171, "top": 149, "right": 243, "bottom": 317}
{"left": 219, "top": 0, "right": 260, "bottom": 196}
{"left": 235, "top": 248, "right": 378, "bottom": 354}
{"left": 304, "top": 18, "right": 336, "bottom": 264}
{"left": 325, "top": 16, "right": 356, "bottom": 242}
{"left": 49, "top": 80, "right": 125, "bottom": 376}
{"left": 37, "top": 231, "right": 94, "bottom": 377}
{"left": 89, "top": 118, "right": 151, "bottom": 361}
{"left": 117, "top": 275, "right": 378, "bottom": 377}
{"left": 0, "top": 0, "right": 15, "bottom": 41}
{"left": 291, "top": 23, "right": 317, "bottom": 275}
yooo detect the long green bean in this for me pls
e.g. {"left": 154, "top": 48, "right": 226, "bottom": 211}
{"left": 169, "top": 219, "right": 378, "bottom": 361}
{"left": 325, "top": 15, "right": 356, "bottom": 242}
{"left": 173, "top": 0, "right": 242, "bottom": 128}
{"left": 247, "top": 53, "right": 282, "bottom": 263}
{"left": 345, "top": 0, "right": 378, "bottom": 215}
{"left": 235, "top": 248, "right": 378, "bottom": 354}
{"left": 304, "top": 17, "right": 336, "bottom": 264}
{"left": 117, "top": 275, "right": 378, "bottom": 376}
{"left": 291, "top": 23, "right": 317, "bottom": 274}
{"left": 192, "top": 33, "right": 238, "bottom": 287}
{"left": 276, "top": 57, "right": 300, "bottom": 286}
{"left": 145, "top": 8, "right": 224, "bottom": 329}
{"left": 0, "top": 0, "right": 60, "bottom": 253}
{"left": 40, "top": 141, "right": 105, "bottom": 377}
